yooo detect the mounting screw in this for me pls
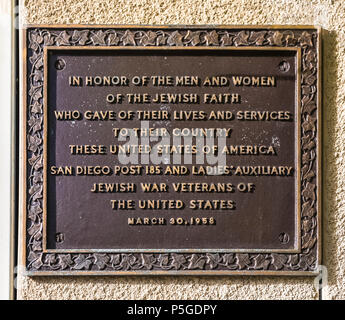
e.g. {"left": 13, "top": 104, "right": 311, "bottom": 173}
{"left": 278, "top": 60, "right": 290, "bottom": 72}
{"left": 279, "top": 232, "right": 290, "bottom": 244}
{"left": 55, "top": 59, "right": 66, "bottom": 71}
{"left": 55, "top": 232, "right": 65, "bottom": 243}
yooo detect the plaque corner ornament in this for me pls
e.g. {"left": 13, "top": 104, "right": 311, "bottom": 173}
{"left": 23, "top": 25, "right": 321, "bottom": 275}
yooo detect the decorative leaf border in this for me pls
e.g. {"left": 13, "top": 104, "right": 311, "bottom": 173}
{"left": 25, "top": 26, "right": 320, "bottom": 274}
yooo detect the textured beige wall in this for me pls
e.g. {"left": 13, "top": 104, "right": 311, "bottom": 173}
{"left": 18, "top": 0, "right": 345, "bottom": 300}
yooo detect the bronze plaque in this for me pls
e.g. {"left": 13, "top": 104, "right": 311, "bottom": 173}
{"left": 23, "top": 26, "right": 321, "bottom": 275}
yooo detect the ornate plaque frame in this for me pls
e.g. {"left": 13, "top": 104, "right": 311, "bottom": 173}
{"left": 22, "top": 25, "right": 321, "bottom": 276}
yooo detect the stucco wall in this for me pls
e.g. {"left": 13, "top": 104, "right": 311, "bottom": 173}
{"left": 18, "top": 0, "right": 345, "bottom": 300}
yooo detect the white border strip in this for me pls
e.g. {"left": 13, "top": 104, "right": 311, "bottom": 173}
{"left": 0, "top": 0, "right": 13, "bottom": 300}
